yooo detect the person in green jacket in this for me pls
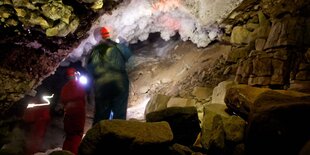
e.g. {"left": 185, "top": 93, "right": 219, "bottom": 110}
{"left": 87, "top": 27, "right": 131, "bottom": 125}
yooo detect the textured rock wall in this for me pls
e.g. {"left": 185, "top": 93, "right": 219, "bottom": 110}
{"left": 182, "top": 0, "right": 244, "bottom": 26}
{"left": 0, "top": 45, "right": 69, "bottom": 116}
{"left": 0, "top": 0, "right": 121, "bottom": 117}
{"left": 220, "top": 0, "right": 310, "bottom": 90}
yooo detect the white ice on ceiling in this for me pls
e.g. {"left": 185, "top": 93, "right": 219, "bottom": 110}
{"left": 67, "top": 0, "right": 243, "bottom": 62}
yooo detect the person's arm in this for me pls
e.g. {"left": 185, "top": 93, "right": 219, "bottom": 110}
{"left": 115, "top": 43, "right": 132, "bottom": 62}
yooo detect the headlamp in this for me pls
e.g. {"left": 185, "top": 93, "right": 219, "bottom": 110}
{"left": 79, "top": 75, "right": 88, "bottom": 85}
{"left": 75, "top": 71, "right": 88, "bottom": 85}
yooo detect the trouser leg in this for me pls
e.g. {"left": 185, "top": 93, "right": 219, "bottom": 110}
{"left": 112, "top": 90, "right": 128, "bottom": 120}
{"left": 63, "top": 134, "right": 83, "bottom": 155}
{"left": 93, "top": 95, "right": 111, "bottom": 125}
{"left": 63, "top": 115, "right": 84, "bottom": 155}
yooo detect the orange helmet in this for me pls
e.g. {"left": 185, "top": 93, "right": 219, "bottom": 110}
{"left": 66, "top": 67, "right": 76, "bottom": 77}
{"left": 100, "top": 27, "right": 110, "bottom": 39}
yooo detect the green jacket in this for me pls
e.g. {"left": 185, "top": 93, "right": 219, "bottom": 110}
{"left": 87, "top": 40, "right": 131, "bottom": 91}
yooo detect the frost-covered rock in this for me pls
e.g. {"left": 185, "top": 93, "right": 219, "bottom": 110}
{"left": 69, "top": 0, "right": 245, "bottom": 61}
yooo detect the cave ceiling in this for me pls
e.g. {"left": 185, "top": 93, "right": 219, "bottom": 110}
{"left": 0, "top": 0, "right": 248, "bottom": 116}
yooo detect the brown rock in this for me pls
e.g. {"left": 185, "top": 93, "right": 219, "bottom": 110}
{"left": 230, "top": 26, "right": 251, "bottom": 44}
{"left": 260, "top": 0, "right": 310, "bottom": 19}
{"left": 296, "top": 71, "right": 310, "bottom": 80}
{"left": 225, "top": 85, "right": 310, "bottom": 117}
{"left": 146, "top": 107, "right": 201, "bottom": 146}
{"left": 245, "top": 23, "right": 259, "bottom": 32}
{"left": 201, "top": 104, "right": 228, "bottom": 150}
{"left": 224, "top": 85, "right": 270, "bottom": 118}
{"left": 252, "top": 57, "right": 272, "bottom": 76}
{"left": 271, "top": 59, "right": 286, "bottom": 85}
{"left": 79, "top": 120, "right": 173, "bottom": 155}
{"left": 248, "top": 76, "right": 271, "bottom": 86}
{"left": 235, "top": 59, "right": 253, "bottom": 84}
{"left": 144, "top": 94, "right": 171, "bottom": 115}
{"left": 255, "top": 38, "right": 266, "bottom": 51}
{"left": 289, "top": 80, "right": 310, "bottom": 93}
{"left": 225, "top": 87, "right": 310, "bottom": 154}
{"left": 245, "top": 90, "right": 310, "bottom": 155}
{"left": 273, "top": 48, "right": 288, "bottom": 60}
{"left": 212, "top": 81, "right": 237, "bottom": 104}
{"left": 192, "top": 86, "right": 213, "bottom": 100}
{"left": 253, "top": 11, "right": 271, "bottom": 39}
{"left": 264, "top": 17, "right": 305, "bottom": 49}
{"left": 227, "top": 46, "right": 251, "bottom": 63}
{"left": 201, "top": 104, "right": 246, "bottom": 154}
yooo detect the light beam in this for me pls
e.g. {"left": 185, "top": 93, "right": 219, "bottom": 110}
{"left": 27, "top": 94, "right": 54, "bottom": 108}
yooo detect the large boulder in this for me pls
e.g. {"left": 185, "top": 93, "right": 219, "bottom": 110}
{"left": 211, "top": 80, "right": 237, "bottom": 104}
{"left": 144, "top": 94, "right": 171, "bottom": 115}
{"left": 200, "top": 104, "right": 246, "bottom": 154}
{"left": 225, "top": 85, "right": 310, "bottom": 118}
{"left": 224, "top": 84, "right": 271, "bottom": 118}
{"left": 79, "top": 120, "right": 173, "bottom": 155}
{"left": 145, "top": 95, "right": 201, "bottom": 146}
{"left": 224, "top": 85, "right": 310, "bottom": 155}
{"left": 246, "top": 98, "right": 310, "bottom": 155}
{"left": 192, "top": 86, "right": 213, "bottom": 100}
{"left": 146, "top": 107, "right": 200, "bottom": 146}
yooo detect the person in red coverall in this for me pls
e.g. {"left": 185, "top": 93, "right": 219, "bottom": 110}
{"left": 23, "top": 96, "right": 51, "bottom": 155}
{"left": 60, "top": 67, "right": 87, "bottom": 155}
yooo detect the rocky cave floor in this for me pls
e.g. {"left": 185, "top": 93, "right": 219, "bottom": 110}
{"left": 32, "top": 33, "right": 231, "bottom": 154}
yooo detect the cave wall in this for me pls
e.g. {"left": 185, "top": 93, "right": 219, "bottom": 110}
{"left": 0, "top": 0, "right": 121, "bottom": 117}
{"left": 219, "top": 0, "right": 310, "bottom": 91}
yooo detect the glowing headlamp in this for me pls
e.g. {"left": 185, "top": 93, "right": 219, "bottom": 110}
{"left": 75, "top": 71, "right": 88, "bottom": 85}
{"left": 79, "top": 75, "right": 88, "bottom": 85}
{"left": 115, "top": 38, "right": 120, "bottom": 43}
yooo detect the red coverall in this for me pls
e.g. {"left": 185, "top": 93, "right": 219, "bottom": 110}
{"left": 60, "top": 78, "right": 86, "bottom": 155}
{"left": 23, "top": 104, "right": 50, "bottom": 155}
